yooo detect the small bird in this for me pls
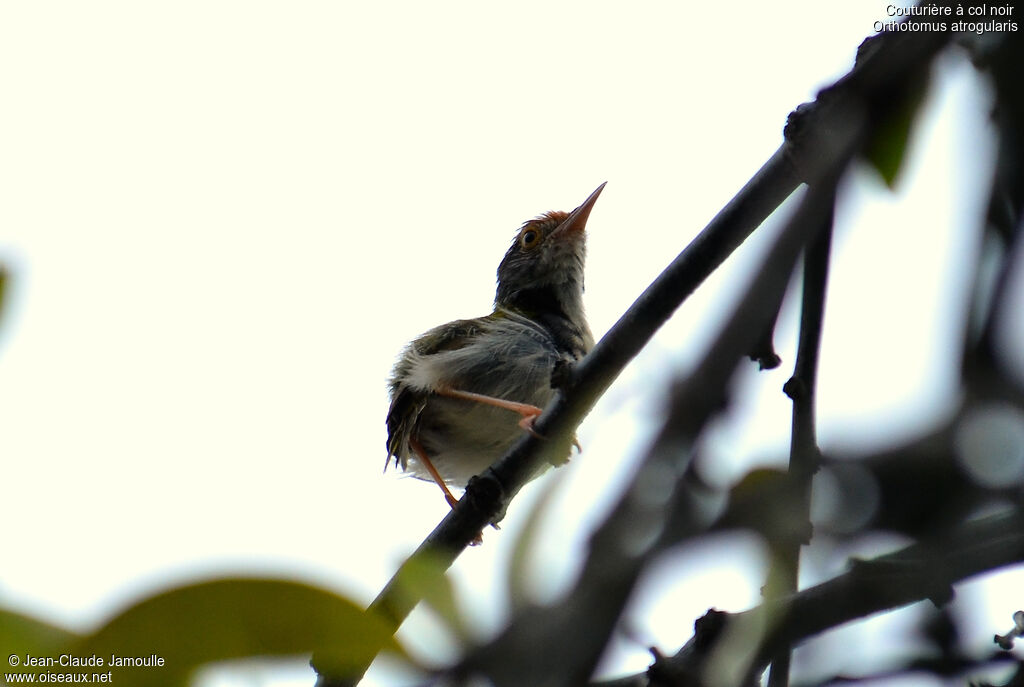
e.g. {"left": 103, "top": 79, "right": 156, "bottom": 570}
{"left": 385, "top": 183, "right": 605, "bottom": 510}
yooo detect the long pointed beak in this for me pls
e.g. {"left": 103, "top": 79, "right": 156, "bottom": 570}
{"left": 552, "top": 182, "right": 606, "bottom": 236}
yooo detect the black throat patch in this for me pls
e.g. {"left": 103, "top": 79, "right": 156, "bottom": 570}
{"left": 503, "top": 285, "right": 589, "bottom": 359}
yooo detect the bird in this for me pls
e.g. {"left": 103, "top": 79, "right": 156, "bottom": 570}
{"left": 385, "top": 183, "right": 605, "bottom": 511}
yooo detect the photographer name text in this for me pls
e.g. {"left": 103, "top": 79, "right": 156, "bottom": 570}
{"left": 15, "top": 654, "right": 164, "bottom": 668}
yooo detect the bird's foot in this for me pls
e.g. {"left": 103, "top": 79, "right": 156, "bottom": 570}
{"left": 517, "top": 410, "right": 582, "bottom": 455}
{"left": 516, "top": 410, "right": 544, "bottom": 438}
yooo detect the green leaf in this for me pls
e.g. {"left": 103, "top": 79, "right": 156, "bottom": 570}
{"left": 66, "top": 577, "right": 408, "bottom": 686}
{"left": 392, "top": 551, "right": 470, "bottom": 645}
{"left": 863, "top": 75, "right": 929, "bottom": 189}
{"left": 0, "top": 607, "right": 81, "bottom": 660}
{"left": 0, "top": 264, "right": 9, "bottom": 329}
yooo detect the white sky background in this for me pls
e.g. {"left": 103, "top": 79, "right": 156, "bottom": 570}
{"left": 1, "top": 2, "right": 1021, "bottom": 686}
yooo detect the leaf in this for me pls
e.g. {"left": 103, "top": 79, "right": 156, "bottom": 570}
{"left": 67, "top": 576, "right": 408, "bottom": 686}
{"left": 863, "top": 74, "right": 929, "bottom": 189}
{"left": 0, "top": 265, "right": 8, "bottom": 324}
{"left": 392, "top": 551, "right": 471, "bottom": 645}
{"left": 506, "top": 468, "right": 567, "bottom": 612}
{"left": 0, "top": 607, "right": 81, "bottom": 660}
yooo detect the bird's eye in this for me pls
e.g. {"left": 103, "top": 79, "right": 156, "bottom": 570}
{"left": 520, "top": 229, "right": 539, "bottom": 249}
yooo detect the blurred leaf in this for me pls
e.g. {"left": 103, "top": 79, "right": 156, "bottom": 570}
{"left": 864, "top": 109, "right": 912, "bottom": 188}
{"left": 68, "top": 577, "right": 408, "bottom": 686}
{"left": 863, "top": 76, "right": 929, "bottom": 189}
{"left": 0, "top": 607, "right": 81, "bottom": 659}
{"left": 716, "top": 468, "right": 807, "bottom": 540}
{"left": 506, "top": 468, "right": 566, "bottom": 612}
{"left": 0, "top": 265, "right": 8, "bottom": 323}
{"left": 393, "top": 552, "right": 470, "bottom": 645}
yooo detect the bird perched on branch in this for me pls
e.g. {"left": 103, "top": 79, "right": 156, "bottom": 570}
{"left": 386, "top": 183, "right": 606, "bottom": 510}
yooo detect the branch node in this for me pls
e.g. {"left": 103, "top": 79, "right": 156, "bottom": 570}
{"left": 693, "top": 609, "right": 729, "bottom": 651}
{"left": 994, "top": 610, "right": 1024, "bottom": 650}
{"left": 782, "top": 376, "right": 807, "bottom": 401}
{"left": 749, "top": 347, "right": 783, "bottom": 371}
{"left": 647, "top": 646, "right": 696, "bottom": 687}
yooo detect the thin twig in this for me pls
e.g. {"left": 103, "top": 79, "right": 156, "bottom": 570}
{"left": 766, "top": 194, "right": 835, "bottom": 687}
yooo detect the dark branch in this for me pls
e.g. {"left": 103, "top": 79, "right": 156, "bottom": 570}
{"left": 767, "top": 185, "right": 836, "bottom": 687}
{"left": 634, "top": 507, "right": 1024, "bottom": 687}
{"left": 789, "top": 653, "right": 1020, "bottom": 687}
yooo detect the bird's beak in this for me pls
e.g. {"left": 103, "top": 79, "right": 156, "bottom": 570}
{"left": 552, "top": 182, "right": 607, "bottom": 237}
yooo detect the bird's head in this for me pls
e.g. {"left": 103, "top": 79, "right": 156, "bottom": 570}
{"left": 494, "top": 183, "right": 605, "bottom": 323}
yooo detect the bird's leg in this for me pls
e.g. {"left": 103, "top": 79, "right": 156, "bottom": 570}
{"left": 437, "top": 387, "right": 582, "bottom": 452}
{"left": 436, "top": 388, "right": 544, "bottom": 437}
{"left": 410, "top": 437, "right": 483, "bottom": 546}
{"left": 410, "top": 437, "right": 459, "bottom": 508}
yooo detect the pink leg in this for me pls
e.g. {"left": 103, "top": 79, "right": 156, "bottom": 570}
{"left": 410, "top": 437, "right": 459, "bottom": 508}
{"left": 410, "top": 437, "right": 483, "bottom": 546}
{"left": 436, "top": 388, "right": 544, "bottom": 437}
{"left": 437, "top": 387, "right": 582, "bottom": 451}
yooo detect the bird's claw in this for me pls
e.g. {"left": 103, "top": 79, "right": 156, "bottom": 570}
{"left": 518, "top": 414, "right": 583, "bottom": 455}
{"left": 517, "top": 412, "right": 545, "bottom": 439}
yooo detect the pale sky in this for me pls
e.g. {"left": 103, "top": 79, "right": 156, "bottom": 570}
{"left": 1, "top": 3, "right": 1019, "bottom": 686}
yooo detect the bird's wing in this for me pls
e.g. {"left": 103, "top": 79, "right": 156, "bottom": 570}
{"left": 384, "top": 384, "right": 422, "bottom": 471}
{"left": 411, "top": 317, "right": 488, "bottom": 354}
{"left": 384, "top": 317, "right": 491, "bottom": 470}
